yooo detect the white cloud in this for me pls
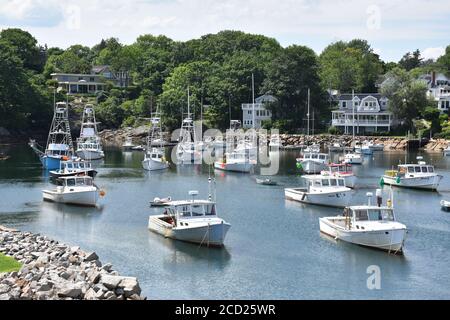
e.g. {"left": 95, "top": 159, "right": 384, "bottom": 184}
{"left": 422, "top": 47, "right": 445, "bottom": 61}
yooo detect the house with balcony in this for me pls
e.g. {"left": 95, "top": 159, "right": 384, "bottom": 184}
{"left": 331, "top": 93, "right": 394, "bottom": 134}
{"left": 52, "top": 65, "right": 130, "bottom": 95}
{"left": 242, "top": 94, "right": 276, "bottom": 129}
{"left": 419, "top": 72, "right": 450, "bottom": 113}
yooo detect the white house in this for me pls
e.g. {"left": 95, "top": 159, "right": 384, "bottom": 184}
{"left": 52, "top": 66, "right": 130, "bottom": 95}
{"left": 419, "top": 72, "right": 450, "bottom": 113}
{"left": 332, "top": 93, "right": 394, "bottom": 134}
{"left": 242, "top": 94, "right": 276, "bottom": 129}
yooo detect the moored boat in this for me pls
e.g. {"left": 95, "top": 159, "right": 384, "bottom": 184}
{"left": 296, "top": 152, "right": 329, "bottom": 174}
{"left": 319, "top": 190, "right": 407, "bottom": 254}
{"left": 42, "top": 176, "right": 103, "bottom": 207}
{"left": 76, "top": 105, "right": 104, "bottom": 160}
{"left": 148, "top": 190, "right": 231, "bottom": 247}
{"left": 285, "top": 174, "right": 352, "bottom": 208}
{"left": 143, "top": 111, "right": 169, "bottom": 171}
{"left": 29, "top": 102, "right": 74, "bottom": 170}
{"left": 381, "top": 157, "right": 442, "bottom": 191}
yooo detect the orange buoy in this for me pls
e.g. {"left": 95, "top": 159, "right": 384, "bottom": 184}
{"left": 100, "top": 190, "right": 106, "bottom": 197}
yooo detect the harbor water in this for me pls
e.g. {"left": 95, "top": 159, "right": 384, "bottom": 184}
{"left": 1, "top": 144, "right": 450, "bottom": 299}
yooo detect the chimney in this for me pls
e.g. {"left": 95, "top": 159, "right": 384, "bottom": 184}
{"left": 432, "top": 71, "right": 436, "bottom": 87}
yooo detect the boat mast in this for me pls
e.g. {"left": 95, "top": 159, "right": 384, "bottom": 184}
{"left": 252, "top": 73, "right": 255, "bottom": 130}
{"left": 352, "top": 89, "right": 355, "bottom": 141}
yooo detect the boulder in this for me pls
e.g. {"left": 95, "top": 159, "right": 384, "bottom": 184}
{"left": 100, "top": 275, "right": 123, "bottom": 290}
{"left": 118, "top": 277, "right": 141, "bottom": 297}
{"left": 83, "top": 252, "right": 99, "bottom": 262}
{"left": 57, "top": 284, "right": 82, "bottom": 299}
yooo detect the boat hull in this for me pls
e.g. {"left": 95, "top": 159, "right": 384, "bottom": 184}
{"left": 76, "top": 149, "right": 104, "bottom": 160}
{"left": 142, "top": 158, "right": 169, "bottom": 171}
{"left": 148, "top": 217, "right": 231, "bottom": 246}
{"left": 285, "top": 188, "right": 351, "bottom": 208}
{"left": 42, "top": 189, "right": 99, "bottom": 207}
{"left": 214, "top": 161, "right": 254, "bottom": 173}
{"left": 382, "top": 174, "right": 442, "bottom": 190}
{"left": 319, "top": 218, "right": 406, "bottom": 253}
{"left": 49, "top": 169, "right": 97, "bottom": 178}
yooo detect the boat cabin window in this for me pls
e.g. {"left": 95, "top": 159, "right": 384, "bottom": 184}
{"left": 428, "top": 166, "right": 434, "bottom": 173}
{"left": 311, "top": 154, "right": 318, "bottom": 159}
{"left": 192, "top": 205, "right": 204, "bottom": 217}
{"left": 322, "top": 179, "right": 330, "bottom": 187}
{"left": 330, "top": 179, "right": 337, "bottom": 186}
{"left": 205, "top": 204, "right": 216, "bottom": 216}
{"left": 319, "top": 155, "right": 326, "bottom": 160}
{"left": 314, "top": 180, "right": 321, "bottom": 187}
{"left": 421, "top": 166, "right": 428, "bottom": 173}
{"left": 415, "top": 166, "right": 421, "bottom": 173}
{"left": 66, "top": 179, "right": 76, "bottom": 187}
{"left": 407, "top": 166, "right": 414, "bottom": 173}
{"left": 338, "top": 179, "right": 345, "bottom": 187}
{"left": 354, "top": 210, "right": 369, "bottom": 221}
{"left": 179, "top": 205, "right": 191, "bottom": 217}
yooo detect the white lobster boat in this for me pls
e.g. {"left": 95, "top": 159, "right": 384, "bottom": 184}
{"left": 76, "top": 105, "right": 104, "bottom": 160}
{"left": 214, "top": 150, "right": 256, "bottom": 173}
{"left": 319, "top": 190, "right": 407, "bottom": 253}
{"left": 143, "top": 112, "right": 169, "bottom": 171}
{"left": 296, "top": 153, "right": 329, "bottom": 174}
{"left": 148, "top": 190, "right": 231, "bottom": 247}
{"left": 342, "top": 152, "right": 363, "bottom": 165}
{"left": 322, "top": 163, "right": 356, "bottom": 188}
{"left": 381, "top": 157, "right": 443, "bottom": 191}
{"left": 285, "top": 174, "right": 352, "bottom": 208}
{"left": 42, "top": 176, "right": 103, "bottom": 207}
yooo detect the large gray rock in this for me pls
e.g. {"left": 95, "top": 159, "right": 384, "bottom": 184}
{"left": 57, "top": 284, "right": 82, "bottom": 299}
{"left": 83, "top": 252, "right": 99, "bottom": 262}
{"left": 0, "top": 284, "right": 10, "bottom": 294}
{"left": 100, "top": 275, "right": 123, "bottom": 290}
{"left": 118, "top": 277, "right": 141, "bottom": 297}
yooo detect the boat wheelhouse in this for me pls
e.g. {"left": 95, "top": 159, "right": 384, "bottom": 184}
{"left": 322, "top": 163, "right": 356, "bottom": 188}
{"left": 49, "top": 160, "right": 97, "bottom": 178}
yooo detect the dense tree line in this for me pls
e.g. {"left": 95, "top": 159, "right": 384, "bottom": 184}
{"left": 1, "top": 28, "right": 449, "bottom": 135}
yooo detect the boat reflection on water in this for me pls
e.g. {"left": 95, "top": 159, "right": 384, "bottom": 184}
{"left": 41, "top": 201, "right": 104, "bottom": 218}
{"left": 148, "top": 232, "right": 232, "bottom": 270}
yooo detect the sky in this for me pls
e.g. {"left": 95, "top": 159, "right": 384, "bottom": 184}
{"left": 0, "top": 0, "right": 449, "bottom": 62}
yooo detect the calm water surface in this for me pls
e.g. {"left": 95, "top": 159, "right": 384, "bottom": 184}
{"left": 1, "top": 144, "right": 450, "bottom": 299}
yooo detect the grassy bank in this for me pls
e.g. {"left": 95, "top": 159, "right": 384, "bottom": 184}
{"left": 0, "top": 253, "right": 22, "bottom": 273}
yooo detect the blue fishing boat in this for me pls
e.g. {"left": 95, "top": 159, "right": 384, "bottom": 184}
{"left": 29, "top": 102, "right": 74, "bottom": 170}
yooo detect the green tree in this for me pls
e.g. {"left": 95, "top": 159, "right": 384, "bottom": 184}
{"left": 399, "top": 49, "right": 423, "bottom": 71}
{"left": 319, "top": 40, "right": 383, "bottom": 92}
{"left": 380, "top": 67, "right": 428, "bottom": 130}
{"left": 262, "top": 45, "right": 326, "bottom": 132}
{"left": 0, "top": 28, "right": 45, "bottom": 72}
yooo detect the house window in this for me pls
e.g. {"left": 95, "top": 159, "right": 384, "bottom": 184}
{"left": 342, "top": 102, "right": 347, "bottom": 108}
{"left": 90, "top": 77, "right": 95, "bottom": 82}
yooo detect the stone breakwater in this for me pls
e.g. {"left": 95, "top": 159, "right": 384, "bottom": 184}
{"left": 98, "top": 127, "right": 449, "bottom": 152}
{"left": 0, "top": 225, "right": 146, "bottom": 300}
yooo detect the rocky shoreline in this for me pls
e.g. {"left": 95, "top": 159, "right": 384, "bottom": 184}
{"left": 0, "top": 225, "right": 146, "bottom": 300}
{"left": 98, "top": 126, "right": 449, "bottom": 152}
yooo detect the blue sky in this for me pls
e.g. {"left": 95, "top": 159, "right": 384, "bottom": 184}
{"left": 0, "top": 0, "right": 449, "bottom": 62}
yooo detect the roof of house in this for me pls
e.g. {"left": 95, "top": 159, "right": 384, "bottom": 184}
{"left": 255, "top": 94, "right": 277, "bottom": 104}
{"left": 338, "top": 93, "right": 385, "bottom": 101}
{"left": 91, "top": 65, "right": 112, "bottom": 74}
